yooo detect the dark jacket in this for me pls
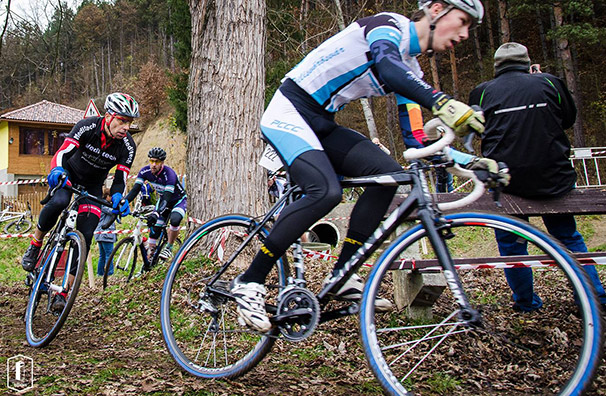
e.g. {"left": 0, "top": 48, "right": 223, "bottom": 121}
{"left": 469, "top": 65, "right": 577, "bottom": 198}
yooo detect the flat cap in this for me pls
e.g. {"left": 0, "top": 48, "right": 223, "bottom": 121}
{"left": 494, "top": 42, "right": 530, "bottom": 73}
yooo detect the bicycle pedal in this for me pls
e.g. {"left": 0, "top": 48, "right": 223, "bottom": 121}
{"left": 24, "top": 273, "right": 34, "bottom": 287}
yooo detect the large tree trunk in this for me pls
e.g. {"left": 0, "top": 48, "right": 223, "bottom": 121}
{"left": 553, "top": 3, "right": 585, "bottom": 147}
{"left": 187, "top": 0, "right": 267, "bottom": 222}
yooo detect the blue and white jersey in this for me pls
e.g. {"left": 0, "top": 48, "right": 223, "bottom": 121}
{"left": 284, "top": 13, "right": 423, "bottom": 112}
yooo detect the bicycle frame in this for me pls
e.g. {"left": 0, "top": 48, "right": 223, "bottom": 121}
{"left": 203, "top": 161, "right": 478, "bottom": 325}
{"left": 0, "top": 206, "right": 28, "bottom": 223}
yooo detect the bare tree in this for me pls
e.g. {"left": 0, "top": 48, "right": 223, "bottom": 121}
{"left": 0, "top": 0, "right": 12, "bottom": 58}
{"left": 553, "top": 3, "right": 584, "bottom": 147}
{"left": 333, "top": 0, "right": 378, "bottom": 140}
{"left": 497, "top": 0, "right": 510, "bottom": 43}
{"left": 186, "top": 0, "right": 267, "bottom": 221}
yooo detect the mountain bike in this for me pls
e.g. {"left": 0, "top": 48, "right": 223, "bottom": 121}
{"left": 103, "top": 200, "right": 183, "bottom": 290}
{"left": 1, "top": 201, "right": 33, "bottom": 234}
{"left": 24, "top": 176, "right": 115, "bottom": 347}
{"left": 159, "top": 124, "right": 603, "bottom": 395}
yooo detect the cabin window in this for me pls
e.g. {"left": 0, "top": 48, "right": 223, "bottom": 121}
{"left": 19, "top": 128, "right": 45, "bottom": 155}
{"left": 19, "top": 127, "right": 69, "bottom": 155}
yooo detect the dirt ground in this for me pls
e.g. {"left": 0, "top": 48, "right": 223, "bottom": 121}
{"left": 0, "top": 266, "right": 383, "bottom": 396}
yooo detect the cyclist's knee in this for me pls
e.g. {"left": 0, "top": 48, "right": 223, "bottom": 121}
{"left": 169, "top": 211, "right": 183, "bottom": 227}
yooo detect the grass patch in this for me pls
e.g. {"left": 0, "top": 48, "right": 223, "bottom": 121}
{"left": 426, "top": 372, "right": 462, "bottom": 394}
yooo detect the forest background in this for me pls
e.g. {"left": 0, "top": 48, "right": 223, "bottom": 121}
{"left": 1, "top": 0, "right": 606, "bottom": 213}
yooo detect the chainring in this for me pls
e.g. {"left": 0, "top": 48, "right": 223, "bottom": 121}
{"left": 276, "top": 286, "right": 320, "bottom": 342}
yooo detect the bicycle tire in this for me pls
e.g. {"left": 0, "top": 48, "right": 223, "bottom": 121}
{"left": 360, "top": 212, "right": 603, "bottom": 396}
{"left": 4, "top": 218, "right": 32, "bottom": 234}
{"left": 161, "top": 214, "right": 288, "bottom": 378}
{"left": 25, "top": 230, "right": 86, "bottom": 347}
{"left": 103, "top": 236, "right": 138, "bottom": 290}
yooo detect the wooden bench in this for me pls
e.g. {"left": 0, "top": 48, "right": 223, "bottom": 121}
{"left": 388, "top": 188, "right": 606, "bottom": 318}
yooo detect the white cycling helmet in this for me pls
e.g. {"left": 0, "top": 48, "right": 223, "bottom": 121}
{"left": 418, "top": 0, "right": 484, "bottom": 56}
{"left": 105, "top": 92, "right": 140, "bottom": 118}
{"left": 418, "top": 0, "right": 484, "bottom": 25}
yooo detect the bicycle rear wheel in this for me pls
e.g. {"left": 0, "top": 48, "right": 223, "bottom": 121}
{"left": 161, "top": 214, "right": 288, "bottom": 378}
{"left": 4, "top": 217, "right": 32, "bottom": 234}
{"left": 25, "top": 230, "right": 86, "bottom": 347}
{"left": 103, "top": 236, "right": 138, "bottom": 290}
{"left": 361, "top": 212, "right": 603, "bottom": 396}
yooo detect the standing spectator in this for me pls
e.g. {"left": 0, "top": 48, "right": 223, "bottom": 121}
{"left": 95, "top": 188, "right": 117, "bottom": 276}
{"left": 469, "top": 42, "right": 606, "bottom": 311}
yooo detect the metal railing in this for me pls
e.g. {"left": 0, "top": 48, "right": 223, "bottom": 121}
{"left": 570, "top": 147, "right": 606, "bottom": 188}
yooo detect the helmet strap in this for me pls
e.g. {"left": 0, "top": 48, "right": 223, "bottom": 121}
{"left": 422, "top": 4, "right": 455, "bottom": 57}
{"left": 104, "top": 113, "right": 117, "bottom": 139}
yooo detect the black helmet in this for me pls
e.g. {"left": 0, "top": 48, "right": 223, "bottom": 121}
{"left": 148, "top": 147, "right": 167, "bottom": 161}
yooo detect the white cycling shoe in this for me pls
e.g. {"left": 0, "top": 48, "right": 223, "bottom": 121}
{"left": 324, "top": 273, "right": 393, "bottom": 312}
{"left": 231, "top": 276, "right": 272, "bottom": 332}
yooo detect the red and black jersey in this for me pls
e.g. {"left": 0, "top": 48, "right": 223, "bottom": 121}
{"left": 51, "top": 116, "right": 136, "bottom": 195}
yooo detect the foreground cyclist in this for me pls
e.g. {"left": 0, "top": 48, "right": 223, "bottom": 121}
{"left": 21, "top": 93, "right": 138, "bottom": 310}
{"left": 125, "top": 147, "right": 187, "bottom": 262}
{"left": 232, "top": 0, "right": 495, "bottom": 332}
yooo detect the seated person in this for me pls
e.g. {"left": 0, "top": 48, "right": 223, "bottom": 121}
{"left": 125, "top": 147, "right": 187, "bottom": 261}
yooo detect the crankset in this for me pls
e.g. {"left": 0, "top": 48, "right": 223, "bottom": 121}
{"left": 274, "top": 286, "right": 320, "bottom": 342}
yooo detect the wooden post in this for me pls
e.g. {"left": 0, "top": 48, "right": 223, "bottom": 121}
{"left": 87, "top": 251, "right": 95, "bottom": 289}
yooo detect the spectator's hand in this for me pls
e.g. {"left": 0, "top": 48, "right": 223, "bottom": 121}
{"left": 47, "top": 167, "right": 68, "bottom": 189}
{"left": 466, "top": 157, "right": 510, "bottom": 188}
{"left": 146, "top": 211, "right": 159, "bottom": 228}
{"left": 432, "top": 95, "right": 485, "bottom": 137}
{"left": 530, "top": 64, "right": 542, "bottom": 74}
{"left": 111, "top": 193, "right": 131, "bottom": 216}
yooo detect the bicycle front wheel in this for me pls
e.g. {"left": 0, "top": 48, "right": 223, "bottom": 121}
{"left": 361, "top": 212, "right": 603, "bottom": 396}
{"left": 103, "top": 236, "right": 138, "bottom": 290}
{"left": 25, "top": 230, "right": 86, "bottom": 347}
{"left": 4, "top": 218, "right": 32, "bottom": 234}
{"left": 161, "top": 214, "right": 288, "bottom": 379}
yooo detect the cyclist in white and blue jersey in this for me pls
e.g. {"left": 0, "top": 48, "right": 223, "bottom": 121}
{"left": 233, "top": 0, "right": 489, "bottom": 332}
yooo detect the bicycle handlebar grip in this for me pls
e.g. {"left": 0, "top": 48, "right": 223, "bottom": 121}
{"left": 40, "top": 174, "right": 67, "bottom": 205}
{"left": 403, "top": 119, "right": 455, "bottom": 160}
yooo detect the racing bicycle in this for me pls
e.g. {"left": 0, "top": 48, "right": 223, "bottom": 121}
{"left": 24, "top": 176, "right": 115, "bottom": 347}
{"left": 1, "top": 201, "right": 33, "bottom": 234}
{"left": 103, "top": 199, "right": 183, "bottom": 290}
{"left": 159, "top": 123, "right": 603, "bottom": 395}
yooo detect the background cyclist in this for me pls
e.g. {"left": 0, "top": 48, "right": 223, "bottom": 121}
{"left": 231, "top": 0, "right": 489, "bottom": 332}
{"left": 125, "top": 147, "right": 187, "bottom": 262}
{"left": 21, "top": 92, "right": 138, "bottom": 310}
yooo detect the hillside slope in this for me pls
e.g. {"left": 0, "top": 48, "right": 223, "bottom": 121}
{"left": 131, "top": 117, "right": 187, "bottom": 175}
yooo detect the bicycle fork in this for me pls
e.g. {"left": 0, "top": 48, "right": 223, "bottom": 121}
{"left": 418, "top": 211, "right": 482, "bottom": 325}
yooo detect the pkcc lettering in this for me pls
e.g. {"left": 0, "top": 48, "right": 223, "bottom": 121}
{"left": 270, "top": 120, "right": 303, "bottom": 133}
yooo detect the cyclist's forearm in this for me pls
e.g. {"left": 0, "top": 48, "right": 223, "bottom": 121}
{"left": 110, "top": 166, "right": 130, "bottom": 196}
{"left": 125, "top": 182, "right": 142, "bottom": 202}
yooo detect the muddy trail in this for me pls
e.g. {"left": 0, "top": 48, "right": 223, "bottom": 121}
{"left": 0, "top": 266, "right": 383, "bottom": 396}
{"left": 1, "top": 261, "right": 606, "bottom": 396}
